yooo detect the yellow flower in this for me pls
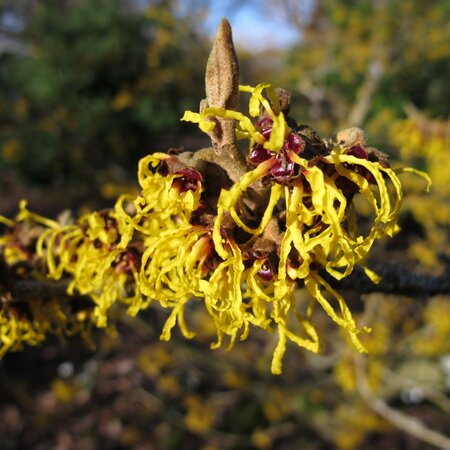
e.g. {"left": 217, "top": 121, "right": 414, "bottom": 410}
{"left": 181, "top": 82, "right": 429, "bottom": 373}
{"left": 0, "top": 306, "right": 45, "bottom": 357}
{"left": 0, "top": 298, "right": 91, "bottom": 357}
{"left": 183, "top": 394, "right": 216, "bottom": 434}
{"left": 37, "top": 208, "right": 140, "bottom": 327}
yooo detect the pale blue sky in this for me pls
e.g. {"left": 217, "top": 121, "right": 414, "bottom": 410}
{"left": 203, "top": 1, "right": 301, "bottom": 51}
{"left": 133, "top": 0, "right": 302, "bottom": 51}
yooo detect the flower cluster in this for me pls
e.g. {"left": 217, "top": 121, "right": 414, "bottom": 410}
{"left": 175, "top": 83, "right": 427, "bottom": 373}
{"left": 0, "top": 204, "right": 95, "bottom": 357}
{"left": 0, "top": 83, "right": 429, "bottom": 373}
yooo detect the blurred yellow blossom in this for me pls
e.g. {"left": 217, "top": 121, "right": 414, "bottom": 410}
{"left": 390, "top": 114, "right": 449, "bottom": 267}
{"left": 412, "top": 296, "right": 450, "bottom": 356}
{"left": 112, "top": 89, "right": 134, "bottom": 111}
{"left": 251, "top": 429, "right": 273, "bottom": 450}
{"left": 184, "top": 394, "right": 216, "bottom": 434}
{"left": 51, "top": 379, "right": 78, "bottom": 405}
{"left": 137, "top": 345, "right": 174, "bottom": 378}
{"left": 1, "top": 139, "right": 22, "bottom": 163}
{"left": 333, "top": 403, "right": 389, "bottom": 450}
{"left": 262, "top": 386, "right": 293, "bottom": 422}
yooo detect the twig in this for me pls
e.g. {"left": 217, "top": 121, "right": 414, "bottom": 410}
{"left": 382, "top": 367, "right": 450, "bottom": 414}
{"left": 5, "top": 258, "right": 449, "bottom": 307}
{"left": 345, "top": 59, "right": 384, "bottom": 127}
{"left": 11, "top": 279, "right": 70, "bottom": 300}
{"left": 5, "top": 279, "right": 92, "bottom": 307}
{"left": 325, "top": 263, "right": 450, "bottom": 297}
{"left": 355, "top": 354, "right": 450, "bottom": 450}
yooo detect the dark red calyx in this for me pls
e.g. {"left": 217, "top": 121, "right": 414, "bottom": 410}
{"left": 93, "top": 238, "right": 103, "bottom": 249}
{"left": 249, "top": 145, "right": 272, "bottom": 164}
{"left": 348, "top": 145, "right": 368, "bottom": 159}
{"left": 176, "top": 168, "right": 203, "bottom": 193}
{"left": 157, "top": 162, "right": 169, "bottom": 176}
{"left": 257, "top": 263, "right": 274, "bottom": 282}
{"left": 114, "top": 248, "right": 141, "bottom": 273}
{"left": 257, "top": 117, "right": 273, "bottom": 138}
{"left": 270, "top": 153, "right": 295, "bottom": 179}
{"left": 219, "top": 227, "right": 229, "bottom": 242}
{"left": 346, "top": 146, "right": 377, "bottom": 183}
{"left": 178, "top": 168, "right": 203, "bottom": 181}
{"left": 286, "top": 132, "right": 305, "bottom": 154}
{"left": 106, "top": 216, "right": 118, "bottom": 231}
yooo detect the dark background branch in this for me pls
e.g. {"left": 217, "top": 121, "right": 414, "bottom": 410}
{"left": 324, "top": 259, "right": 450, "bottom": 297}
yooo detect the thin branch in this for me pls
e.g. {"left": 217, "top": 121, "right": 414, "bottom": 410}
{"left": 325, "top": 263, "right": 450, "bottom": 297}
{"left": 11, "top": 279, "right": 70, "bottom": 300}
{"left": 5, "top": 259, "right": 449, "bottom": 308}
{"left": 382, "top": 367, "right": 450, "bottom": 414}
{"left": 355, "top": 354, "right": 450, "bottom": 450}
{"left": 4, "top": 279, "right": 92, "bottom": 306}
{"left": 345, "top": 59, "right": 384, "bottom": 127}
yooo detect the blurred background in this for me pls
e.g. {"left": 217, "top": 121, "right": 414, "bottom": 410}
{"left": 1, "top": 0, "right": 448, "bottom": 213}
{"left": 0, "top": 1, "right": 449, "bottom": 449}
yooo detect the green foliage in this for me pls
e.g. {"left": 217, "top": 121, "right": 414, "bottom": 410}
{"left": 0, "top": 0, "right": 208, "bottom": 190}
